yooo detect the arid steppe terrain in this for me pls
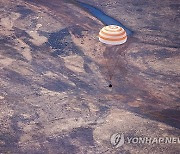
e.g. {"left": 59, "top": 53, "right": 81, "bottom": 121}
{"left": 0, "top": 0, "right": 179, "bottom": 153}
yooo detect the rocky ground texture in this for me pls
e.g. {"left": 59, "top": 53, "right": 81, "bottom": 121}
{"left": 0, "top": 0, "right": 179, "bottom": 153}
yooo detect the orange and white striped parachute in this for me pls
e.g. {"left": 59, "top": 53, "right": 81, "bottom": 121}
{"left": 99, "top": 25, "right": 127, "bottom": 45}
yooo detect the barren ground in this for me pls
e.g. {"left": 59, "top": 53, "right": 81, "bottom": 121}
{"left": 0, "top": 0, "right": 179, "bottom": 153}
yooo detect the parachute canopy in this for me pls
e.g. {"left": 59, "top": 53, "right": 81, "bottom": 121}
{"left": 99, "top": 25, "right": 127, "bottom": 45}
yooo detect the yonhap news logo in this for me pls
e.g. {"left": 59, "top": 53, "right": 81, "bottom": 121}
{"left": 110, "top": 133, "right": 125, "bottom": 148}
{"left": 110, "top": 133, "right": 180, "bottom": 148}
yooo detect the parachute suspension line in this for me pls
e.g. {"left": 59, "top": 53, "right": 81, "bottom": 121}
{"left": 105, "top": 48, "right": 124, "bottom": 82}
{"left": 105, "top": 58, "right": 113, "bottom": 81}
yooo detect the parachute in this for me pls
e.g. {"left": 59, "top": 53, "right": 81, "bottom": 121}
{"left": 98, "top": 25, "right": 128, "bottom": 87}
{"left": 99, "top": 25, "right": 127, "bottom": 45}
